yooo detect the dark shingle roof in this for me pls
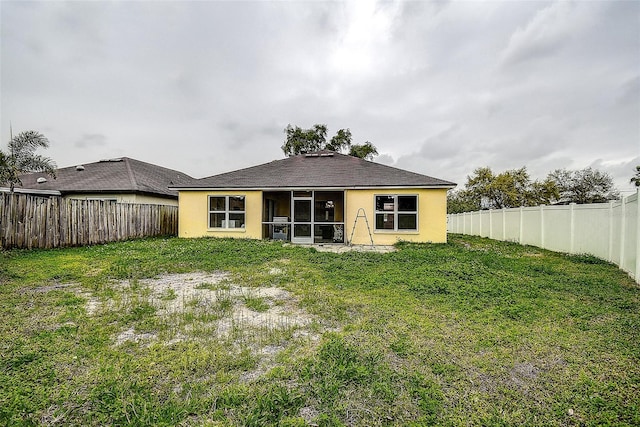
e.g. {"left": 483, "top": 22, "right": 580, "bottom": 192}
{"left": 17, "top": 157, "right": 193, "bottom": 198}
{"left": 173, "top": 151, "right": 456, "bottom": 189}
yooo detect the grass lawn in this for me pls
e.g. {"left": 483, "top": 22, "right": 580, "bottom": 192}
{"left": 1, "top": 234, "right": 638, "bottom": 426}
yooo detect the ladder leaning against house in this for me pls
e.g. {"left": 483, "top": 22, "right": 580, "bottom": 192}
{"left": 348, "top": 208, "right": 374, "bottom": 246}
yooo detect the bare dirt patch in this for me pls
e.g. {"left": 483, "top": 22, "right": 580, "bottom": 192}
{"left": 298, "top": 244, "right": 397, "bottom": 254}
{"left": 82, "top": 271, "right": 328, "bottom": 378}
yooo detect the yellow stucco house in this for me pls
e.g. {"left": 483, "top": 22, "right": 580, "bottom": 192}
{"left": 172, "top": 151, "right": 456, "bottom": 245}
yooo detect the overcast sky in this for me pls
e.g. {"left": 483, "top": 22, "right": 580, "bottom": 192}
{"left": 1, "top": 1, "right": 638, "bottom": 194}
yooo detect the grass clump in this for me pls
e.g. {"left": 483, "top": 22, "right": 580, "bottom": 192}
{"left": 243, "top": 293, "right": 270, "bottom": 313}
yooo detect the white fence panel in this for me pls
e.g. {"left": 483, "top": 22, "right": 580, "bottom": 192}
{"left": 479, "top": 210, "right": 490, "bottom": 238}
{"left": 471, "top": 212, "right": 481, "bottom": 236}
{"left": 490, "top": 210, "right": 504, "bottom": 240}
{"left": 504, "top": 208, "right": 521, "bottom": 242}
{"left": 543, "top": 205, "right": 571, "bottom": 253}
{"left": 447, "top": 190, "right": 639, "bottom": 283}
{"left": 520, "top": 207, "right": 542, "bottom": 247}
{"left": 609, "top": 201, "right": 623, "bottom": 264}
{"left": 573, "top": 203, "right": 612, "bottom": 260}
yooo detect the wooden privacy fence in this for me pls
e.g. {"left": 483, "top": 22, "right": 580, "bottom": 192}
{"left": 0, "top": 193, "right": 178, "bottom": 249}
{"left": 447, "top": 190, "right": 640, "bottom": 284}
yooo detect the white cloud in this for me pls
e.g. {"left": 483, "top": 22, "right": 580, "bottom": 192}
{"left": 500, "top": 1, "right": 590, "bottom": 66}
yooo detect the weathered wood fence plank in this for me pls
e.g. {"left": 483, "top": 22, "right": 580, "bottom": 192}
{"left": 0, "top": 193, "right": 178, "bottom": 249}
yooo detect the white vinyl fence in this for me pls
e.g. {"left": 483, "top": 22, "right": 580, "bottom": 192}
{"left": 447, "top": 190, "right": 639, "bottom": 284}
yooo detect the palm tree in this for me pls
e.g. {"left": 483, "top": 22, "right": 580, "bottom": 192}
{"left": 0, "top": 130, "right": 57, "bottom": 192}
{"left": 631, "top": 165, "right": 640, "bottom": 188}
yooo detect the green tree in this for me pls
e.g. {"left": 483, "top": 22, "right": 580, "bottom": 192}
{"left": 465, "top": 166, "right": 495, "bottom": 208}
{"left": 0, "top": 130, "right": 57, "bottom": 191}
{"left": 528, "top": 177, "right": 560, "bottom": 206}
{"left": 0, "top": 151, "right": 11, "bottom": 187}
{"left": 488, "top": 167, "right": 531, "bottom": 208}
{"left": 325, "top": 128, "right": 352, "bottom": 152}
{"left": 281, "top": 124, "right": 328, "bottom": 156}
{"left": 631, "top": 165, "right": 640, "bottom": 188}
{"left": 281, "top": 124, "right": 378, "bottom": 160}
{"left": 447, "top": 189, "right": 479, "bottom": 214}
{"left": 348, "top": 141, "right": 378, "bottom": 161}
{"left": 547, "top": 167, "right": 619, "bottom": 204}
{"left": 452, "top": 166, "right": 559, "bottom": 212}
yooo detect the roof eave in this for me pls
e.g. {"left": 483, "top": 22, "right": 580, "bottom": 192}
{"left": 1, "top": 187, "right": 62, "bottom": 196}
{"left": 60, "top": 189, "right": 178, "bottom": 199}
{"left": 171, "top": 184, "right": 456, "bottom": 191}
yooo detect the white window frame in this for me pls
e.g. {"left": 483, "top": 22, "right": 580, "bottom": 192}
{"left": 374, "top": 194, "right": 418, "bottom": 232}
{"left": 208, "top": 195, "right": 246, "bottom": 229}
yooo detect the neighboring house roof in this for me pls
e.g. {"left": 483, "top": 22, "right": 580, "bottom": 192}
{"left": 16, "top": 157, "right": 193, "bottom": 198}
{"left": 172, "top": 150, "right": 456, "bottom": 190}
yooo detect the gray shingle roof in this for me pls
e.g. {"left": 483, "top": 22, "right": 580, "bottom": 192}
{"left": 173, "top": 151, "right": 456, "bottom": 189}
{"left": 17, "top": 157, "right": 193, "bottom": 198}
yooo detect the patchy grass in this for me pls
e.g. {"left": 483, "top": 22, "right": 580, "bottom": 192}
{"left": 1, "top": 235, "right": 638, "bottom": 426}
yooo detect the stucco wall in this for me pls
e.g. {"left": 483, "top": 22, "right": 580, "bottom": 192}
{"left": 178, "top": 188, "right": 448, "bottom": 244}
{"left": 178, "top": 190, "right": 262, "bottom": 239}
{"left": 345, "top": 188, "right": 448, "bottom": 245}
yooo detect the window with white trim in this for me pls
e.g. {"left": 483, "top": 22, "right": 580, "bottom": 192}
{"left": 374, "top": 195, "right": 418, "bottom": 231}
{"left": 208, "top": 196, "right": 246, "bottom": 229}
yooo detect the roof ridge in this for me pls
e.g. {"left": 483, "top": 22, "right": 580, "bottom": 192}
{"left": 127, "top": 157, "right": 193, "bottom": 177}
{"left": 123, "top": 158, "right": 139, "bottom": 191}
{"left": 357, "top": 156, "right": 453, "bottom": 183}
{"left": 174, "top": 151, "right": 456, "bottom": 189}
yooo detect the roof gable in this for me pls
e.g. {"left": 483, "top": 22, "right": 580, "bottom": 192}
{"left": 16, "top": 157, "right": 193, "bottom": 198}
{"left": 174, "top": 151, "right": 456, "bottom": 189}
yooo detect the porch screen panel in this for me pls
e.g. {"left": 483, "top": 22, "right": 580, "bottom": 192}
{"left": 294, "top": 224, "right": 311, "bottom": 237}
{"left": 294, "top": 200, "right": 311, "bottom": 222}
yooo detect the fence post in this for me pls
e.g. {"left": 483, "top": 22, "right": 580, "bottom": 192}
{"left": 540, "top": 205, "right": 545, "bottom": 248}
{"left": 569, "top": 203, "right": 575, "bottom": 254}
{"left": 608, "top": 200, "right": 615, "bottom": 262}
{"left": 519, "top": 206, "right": 524, "bottom": 244}
{"left": 635, "top": 189, "right": 640, "bottom": 282}
{"left": 619, "top": 195, "right": 626, "bottom": 269}
{"left": 502, "top": 208, "right": 506, "bottom": 241}
{"left": 491, "top": 209, "right": 495, "bottom": 238}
